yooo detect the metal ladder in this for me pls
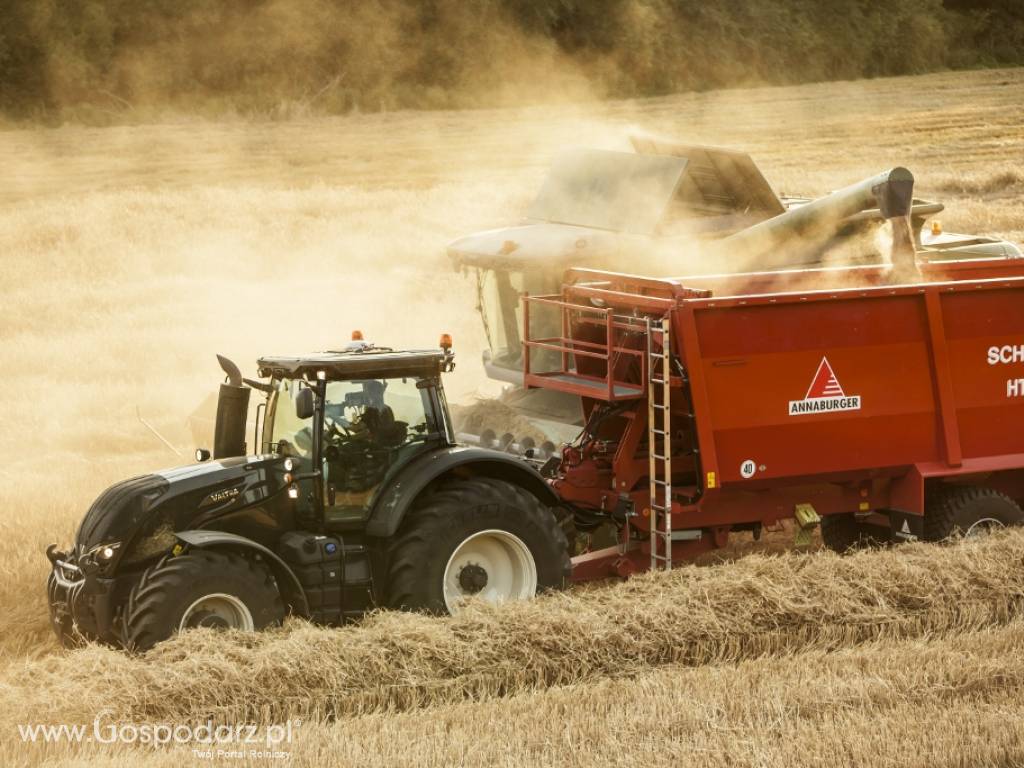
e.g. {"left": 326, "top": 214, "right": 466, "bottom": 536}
{"left": 646, "top": 316, "right": 673, "bottom": 571}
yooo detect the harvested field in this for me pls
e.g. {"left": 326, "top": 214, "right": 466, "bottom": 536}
{"left": 2, "top": 67, "right": 1023, "bottom": 766}
{"left": 5, "top": 533, "right": 1024, "bottom": 766}
{"left": 13, "top": 623, "right": 1024, "bottom": 767}
{"left": 6, "top": 531, "right": 1024, "bottom": 725}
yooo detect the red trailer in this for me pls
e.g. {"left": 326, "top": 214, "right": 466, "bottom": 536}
{"left": 522, "top": 258, "right": 1024, "bottom": 579}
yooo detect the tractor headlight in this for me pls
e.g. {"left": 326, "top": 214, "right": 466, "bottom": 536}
{"left": 87, "top": 542, "right": 122, "bottom": 563}
{"left": 283, "top": 457, "right": 296, "bottom": 472}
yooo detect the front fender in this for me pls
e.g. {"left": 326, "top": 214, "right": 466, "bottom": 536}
{"left": 365, "top": 446, "right": 558, "bottom": 538}
{"left": 175, "top": 530, "right": 309, "bottom": 618}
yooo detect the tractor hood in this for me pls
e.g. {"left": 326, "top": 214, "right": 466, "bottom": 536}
{"left": 447, "top": 222, "right": 639, "bottom": 271}
{"left": 74, "top": 454, "right": 291, "bottom": 568}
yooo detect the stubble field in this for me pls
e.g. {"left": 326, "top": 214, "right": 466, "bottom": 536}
{"left": 1, "top": 67, "right": 1023, "bottom": 766}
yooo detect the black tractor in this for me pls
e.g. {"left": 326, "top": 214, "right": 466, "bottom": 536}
{"left": 46, "top": 335, "right": 570, "bottom": 651}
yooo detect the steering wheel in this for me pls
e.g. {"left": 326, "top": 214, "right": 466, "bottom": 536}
{"left": 324, "top": 415, "right": 353, "bottom": 441}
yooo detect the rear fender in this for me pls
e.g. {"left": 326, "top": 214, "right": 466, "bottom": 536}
{"left": 365, "top": 446, "right": 559, "bottom": 538}
{"left": 175, "top": 530, "right": 309, "bottom": 618}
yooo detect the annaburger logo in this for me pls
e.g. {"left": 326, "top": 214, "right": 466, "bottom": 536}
{"left": 788, "top": 357, "right": 862, "bottom": 416}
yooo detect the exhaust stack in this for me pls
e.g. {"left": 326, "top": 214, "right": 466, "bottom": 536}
{"left": 213, "top": 355, "right": 250, "bottom": 459}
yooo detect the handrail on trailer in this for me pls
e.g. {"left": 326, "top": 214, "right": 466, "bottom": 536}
{"left": 522, "top": 293, "right": 653, "bottom": 401}
{"left": 566, "top": 267, "right": 710, "bottom": 296}
{"left": 570, "top": 259, "right": 1024, "bottom": 309}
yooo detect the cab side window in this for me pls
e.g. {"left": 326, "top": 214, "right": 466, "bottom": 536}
{"left": 321, "top": 377, "right": 432, "bottom": 522}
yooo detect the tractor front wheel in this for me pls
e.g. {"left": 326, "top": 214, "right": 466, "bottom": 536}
{"left": 120, "top": 549, "right": 285, "bottom": 652}
{"left": 386, "top": 477, "right": 571, "bottom": 614}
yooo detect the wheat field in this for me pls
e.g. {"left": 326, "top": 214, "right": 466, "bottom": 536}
{"left": 2, "top": 67, "right": 1023, "bottom": 766}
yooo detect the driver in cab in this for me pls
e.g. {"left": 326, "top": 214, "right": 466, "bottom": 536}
{"left": 321, "top": 380, "right": 410, "bottom": 506}
{"left": 327, "top": 380, "right": 408, "bottom": 450}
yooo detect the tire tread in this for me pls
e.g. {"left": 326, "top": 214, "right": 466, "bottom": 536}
{"left": 121, "top": 548, "right": 283, "bottom": 652}
{"left": 924, "top": 485, "right": 1023, "bottom": 541}
{"left": 386, "top": 477, "right": 570, "bottom": 612}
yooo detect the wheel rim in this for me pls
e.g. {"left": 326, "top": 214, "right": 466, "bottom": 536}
{"left": 179, "top": 593, "right": 254, "bottom": 632}
{"left": 963, "top": 517, "right": 1005, "bottom": 539}
{"left": 443, "top": 529, "right": 537, "bottom": 613}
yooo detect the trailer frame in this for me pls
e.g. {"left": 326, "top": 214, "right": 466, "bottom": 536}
{"left": 523, "top": 262, "right": 1024, "bottom": 579}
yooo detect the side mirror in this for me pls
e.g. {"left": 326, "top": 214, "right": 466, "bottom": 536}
{"left": 295, "top": 388, "right": 315, "bottom": 420}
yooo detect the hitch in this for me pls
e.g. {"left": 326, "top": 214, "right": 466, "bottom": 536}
{"left": 794, "top": 503, "right": 821, "bottom": 547}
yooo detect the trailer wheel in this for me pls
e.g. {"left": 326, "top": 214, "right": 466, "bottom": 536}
{"left": 820, "top": 514, "right": 893, "bottom": 553}
{"left": 924, "top": 486, "right": 1024, "bottom": 542}
{"left": 386, "top": 477, "right": 571, "bottom": 614}
{"left": 121, "top": 549, "right": 285, "bottom": 652}
{"left": 820, "top": 514, "right": 864, "bottom": 553}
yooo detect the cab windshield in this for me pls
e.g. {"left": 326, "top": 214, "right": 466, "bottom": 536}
{"left": 475, "top": 267, "right": 562, "bottom": 374}
{"left": 266, "top": 375, "right": 437, "bottom": 523}
{"left": 476, "top": 268, "right": 524, "bottom": 368}
{"left": 266, "top": 376, "right": 431, "bottom": 458}
{"left": 266, "top": 378, "right": 313, "bottom": 457}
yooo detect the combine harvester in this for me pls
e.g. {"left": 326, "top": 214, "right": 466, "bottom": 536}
{"left": 449, "top": 137, "right": 1022, "bottom": 445}
{"left": 47, "top": 164, "right": 1024, "bottom": 650}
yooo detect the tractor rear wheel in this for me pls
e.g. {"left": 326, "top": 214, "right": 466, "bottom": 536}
{"left": 924, "top": 486, "right": 1024, "bottom": 542}
{"left": 120, "top": 549, "right": 285, "bottom": 652}
{"left": 386, "top": 477, "right": 571, "bottom": 614}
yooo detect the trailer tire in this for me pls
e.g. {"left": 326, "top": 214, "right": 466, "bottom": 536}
{"left": 924, "top": 486, "right": 1024, "bottom": 542}
{"left": 820, "top": 514, "right": 864, "bottom": 553}
{"left": 386, "top": 477, "right": 571, "bottom": 614}
{"left": 121, "top": 549, "right": 285, "bottom": 652}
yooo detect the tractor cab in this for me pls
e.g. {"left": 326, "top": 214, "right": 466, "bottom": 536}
{"left": 255, "top": 339, "right": 456, "bottom": 527}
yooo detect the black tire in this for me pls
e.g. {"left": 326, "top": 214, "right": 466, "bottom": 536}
{"left": 924, "top": 486, "right": 1024, "bottom": 542}
{"left": 553, "top": 504, "right": 579, "bottom": 555}
{"left": 821, "top": 512, "right": 895, "bottom": 554}
{"left": 121, "top": 549, "right": 285, "bottom": 652}
{"left": 820, "top": 513, "right": 863, "bottom": 553}
{"left": 386, "top": 477, "right": 571, "bottom": 613}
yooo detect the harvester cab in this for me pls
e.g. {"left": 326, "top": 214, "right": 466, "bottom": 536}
{"left": 46, "top": 333, "right": 570, "bottom": 652}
